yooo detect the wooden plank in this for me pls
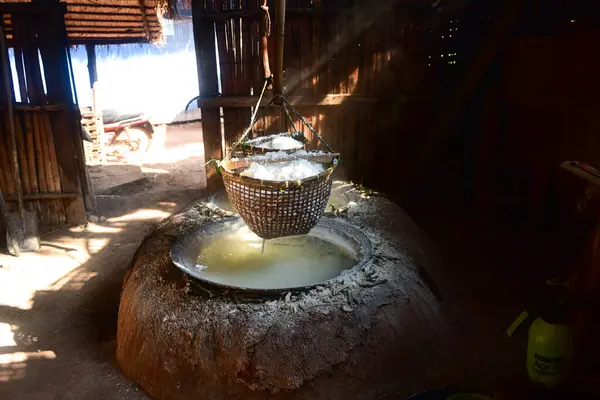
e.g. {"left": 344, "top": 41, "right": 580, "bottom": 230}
{"left": 273, "top": 0, "right": 286, "bottom": 96}
{"left": 193, "top": 0, "right": 223, "bottom": 194}
{"left": 193, "top": 7, "right": 380, "bottom": 21}
{"left": 242, "top": 6, "right": 253, "bottom": 96}
{"left": 311, "top": 11, "right": 320, "bottom": 95}
{"left": 195, "top": 94, "right": 379, "bottom": 107}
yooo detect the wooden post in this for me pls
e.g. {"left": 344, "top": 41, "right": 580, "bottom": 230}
{"left": 36, "top": 1, "right": 87, "bottom": 224}
{"left": 0, "top": 18, "right": 25, "bottom": 217}
{"left": 86, "top": 44, "right": 97, "bottom": 88}
{"left": 274, "top": 0, "right": 286, "bottom": 97}
{"left": 192, "top": 0, "right": 223, "bottom": 194}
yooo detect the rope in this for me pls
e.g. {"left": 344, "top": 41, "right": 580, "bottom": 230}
{"left": 226, "top": 76, "right": 272, "bottom": 159}
{"left": 261, "top": 2, "right": 271, "bottom": 38}
{"left": 227, "top": 88, "right": 335, "bottom": 158}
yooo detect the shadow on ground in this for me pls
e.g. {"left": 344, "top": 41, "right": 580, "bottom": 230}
{"left": 0, "top": 122, "right": 207, "bottom": 399}
{"left": 0, "top": 188, "right": 207, "bottom": 399}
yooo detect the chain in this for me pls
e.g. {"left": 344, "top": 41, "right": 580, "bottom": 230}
{"left": 279, "top": 96, "right": 334, "bottom": 153}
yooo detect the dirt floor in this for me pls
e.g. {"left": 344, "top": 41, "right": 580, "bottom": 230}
{"left": 0, "top": 123, "right": 207, "bottom": 399}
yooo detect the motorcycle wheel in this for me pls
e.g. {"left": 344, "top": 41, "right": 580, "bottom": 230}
{"left": 114, "top": 127, "right": 152, "bottom": 158}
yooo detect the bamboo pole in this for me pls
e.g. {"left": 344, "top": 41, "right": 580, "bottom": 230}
{"left": 0, "top": 116, "right": 15, "bottom": 195}
{"left": 41, "top": 131, "right": 57, "bottom": 225}
{"left": 44, "top": 110, "right": 66, "bottom": 225}
{"left": 42, "top": 111, "right": 62, "bottom": 192}
{"left": 0, "top": 21, "right": 26, "bottom": 219}
{"left": 32, "top": 114, "right": 48, "bottom": 222}
{"left": 23, "top": 113, "right": 38, "bottom": 194}
{"left": 14, "top": 113, "right": 31, "bottom": 195}
{"left": 38, "top": 111, "right": 56, "bottom": 193}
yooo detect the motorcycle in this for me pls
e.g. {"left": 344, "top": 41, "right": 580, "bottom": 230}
{"left": 100, "top": 109, "right": 154, "bottom": 159}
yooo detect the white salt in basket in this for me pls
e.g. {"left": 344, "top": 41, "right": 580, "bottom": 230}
{"left": 220, "top": 151, "right": 338, "bottom": 239}
{"left": 220, "top": 88, "right": 338, "bottom": 239}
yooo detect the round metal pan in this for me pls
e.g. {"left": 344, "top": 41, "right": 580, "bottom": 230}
{"left": 170, "top": 216, "right": 373, "bottom": 293}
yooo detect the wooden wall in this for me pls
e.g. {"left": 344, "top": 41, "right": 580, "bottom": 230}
{"left": 475, "top": 15, "right": 600, "bottom": 227}
{"left": 193, "top": 0, "right": 484, "bottom": 193}
{"left": 0, "top": 2, "right": 88, "bottom": 232}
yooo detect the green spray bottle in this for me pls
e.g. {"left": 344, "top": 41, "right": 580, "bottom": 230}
{"left": 507, "top": 279, "right": 575, "bottom": 388}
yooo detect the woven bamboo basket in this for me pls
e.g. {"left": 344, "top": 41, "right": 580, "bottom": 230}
{"left": 220, "top": 155, "right": 338, "bottom": 239}
{"left": 220, "top": 79, "right": 339, "bottom": 239}
{"left": 239, "top": 131, "right": 307, "bottom": 156}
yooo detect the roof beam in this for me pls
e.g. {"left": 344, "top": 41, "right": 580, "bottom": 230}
{"left": 67, "top": 31, "right": 147, "bottom": 38}
{"left": 65, "top": 20, "right": 160, "bottom": 28}
{"left": 66, "top": 5, "right": 154, "bottom": 15}
{"left": 69, "top": 37, "right": 150, "bottom": 45}
{"left": 65, "top": 13, "right": 159, "bottom": 22}
{"left": 66, "top": 27, "right": 147, "bottom": 33}
{"left": 66, "top": 4, "right": 154, "bottom": 10}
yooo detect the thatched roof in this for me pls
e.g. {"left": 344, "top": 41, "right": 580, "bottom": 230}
{"left": 1, "top": 0, "right": 169, "bottom": 45}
